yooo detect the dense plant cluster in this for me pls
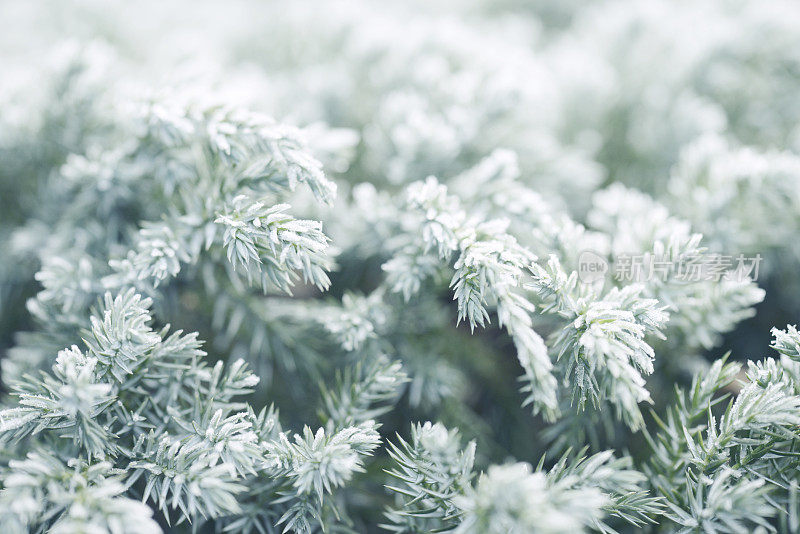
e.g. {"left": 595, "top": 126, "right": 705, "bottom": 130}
{"left": 2, "top": 0, "right": 800, "bottom": 532}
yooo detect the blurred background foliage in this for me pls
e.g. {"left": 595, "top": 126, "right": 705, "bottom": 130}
{"left": 2, "top": 0, "right": 800, "bottom": 531}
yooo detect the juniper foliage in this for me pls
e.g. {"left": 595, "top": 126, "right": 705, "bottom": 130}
{"left": 2, "top": 0, "right": 800, "bottom": 533}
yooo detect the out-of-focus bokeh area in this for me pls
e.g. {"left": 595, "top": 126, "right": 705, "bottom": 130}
{"left": 2, "top": 0, "right": 800, "bottom": 530}
{"left": 5, "top": 1, "right": 800, "bottom": 362}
